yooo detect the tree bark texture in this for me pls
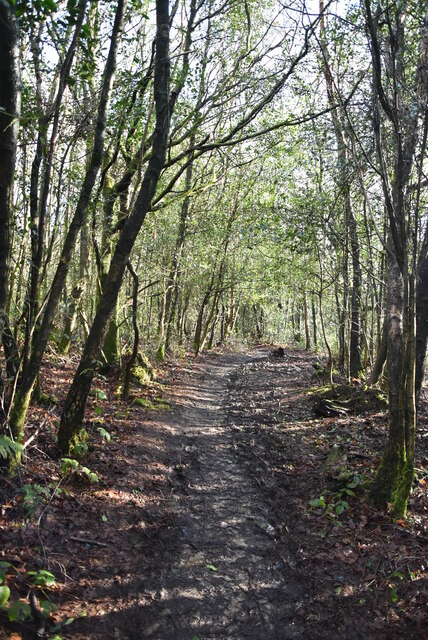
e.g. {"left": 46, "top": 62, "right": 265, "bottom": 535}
{"left": 415, "top": 254, "right": 428, "bottom": 400}
{"left": 58, "top": 0, "right": 171, "bottom": 453}
{"left": 9, "top": 0, "right": 126, "bottom": 439}
{"left": 0, "top": 1, "right": 20, "bottom": 408}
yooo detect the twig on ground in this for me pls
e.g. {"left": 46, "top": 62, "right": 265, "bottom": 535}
{"left": 70, "top": 536, "right": 109, "bottom": 547}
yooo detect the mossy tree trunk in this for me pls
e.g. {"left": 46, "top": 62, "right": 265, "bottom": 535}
{"left": 363, "top": 0, "right": 428, "bottom": 516}
{"left": 58, "top": 0, "right": 171, "bottom": 452}
{"left": 0, "top": 1, "right": 20, "bottom": 413}
{"left": 369, "top": 259, "right": 413, "bottom": 515}
{"left": 122, "top": 262, "right": 139, "bottom": 399}
{"left": 9, "top": 0, "right": 125, "bottom": 440}
{"left": 415, "top": 251, "right": 428, "bottom": 401}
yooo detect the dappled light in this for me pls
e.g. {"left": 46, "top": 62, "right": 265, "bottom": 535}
{"left": 0, "top": 0, "right": 427, "bottom": 637}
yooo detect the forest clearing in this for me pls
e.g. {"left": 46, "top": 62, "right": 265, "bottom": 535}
{"left": 1, "top": 0, "right": 428, "bottom": 637}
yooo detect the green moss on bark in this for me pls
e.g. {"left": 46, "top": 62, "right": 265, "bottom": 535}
{"left": 369, "top": 445, "right": 414, "bottom": 517}
{"left": 156, "top": 343, "right": 165, "bottom": 362}
{"left": 102, "top": 318, "right": 119, "bottom": 365}
{"left": 9, "top": 388, "right": 32, "bottom": 441}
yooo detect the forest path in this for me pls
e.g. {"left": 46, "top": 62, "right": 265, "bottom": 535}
{"left": 136, "top": 349, "right": 307, "bottom": 640}
{"left": 10, "top": 347, "right": 424, "bottom": 640}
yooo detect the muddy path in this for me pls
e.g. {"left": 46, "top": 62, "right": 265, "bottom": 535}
{"left": 70, "top": 347, "right": 425, "bottom": 640}
{"left": 1, "top": 348, "right": 427, "bottom": 639}
{"left": 136, "top": 349, "right": 306, "bottom": 640}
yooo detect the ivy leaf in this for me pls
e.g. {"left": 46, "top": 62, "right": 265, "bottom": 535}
{"left": 26, "top": 569, "right": 56, "bottom": 587}
{"left": 8, "top": 600, "right": 32, "bottom": 622}
{"left": 40, "top": 599, "right": 58, "bottom": 618}
{"left": 309, "top": 497, "right": 325, "bottom": 508}
{"left": 0, "top": 586, "right": 10, "bottom": 606}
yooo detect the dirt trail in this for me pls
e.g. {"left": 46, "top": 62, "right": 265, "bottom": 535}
{"left": 137, "top": 350, "right": 306, "bottom": 639}
{"left": 2, "top": 348, "right": 426, "bottom": 639}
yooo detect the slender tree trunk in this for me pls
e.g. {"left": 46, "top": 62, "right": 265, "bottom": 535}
{"left": 349, "top": 207, "right": 363, "bottom": 376}
{"left": 194, "top": 290, "right": 210, "bottom": 356}
{"left": 415, "top": 254, "right": 428, "bottom": 400}
{"left": 303, "top": 291, "right": 310, "bottom": 350}
{"left": 368, "top": 314, "right": 388, "bottom": 386}
{"left": 0, "top": 1, "right": 20, "bottom": 411}
{"left": 123, "top": 262, "right": 139, "bottom": 399}
{"left": 59, "top": 220, "right": 90, "bottom": 354}
{"left": 311, "top": 297, "right": 317, "bottom": 347}
{"left": 24, "top": 2, "right": 87, "bottom": 372}
{"left": 58, "top": 0, "right": 170, "bottom": 452}
{"left": 162, "top": 137, "right": 195, "bottom": 354}
{"left": 320, "top": 1, "right": 361, "bottom": 376}
{"left": 9, "top": 0, "right": 126, "bottom": 439}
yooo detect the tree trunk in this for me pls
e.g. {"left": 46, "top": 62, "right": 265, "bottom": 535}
{"left": 370, "top": 259, "right": 415, "bottom": 516}
{"left": 9, "top": 0, "right": 126, "bottom": 439}
{"left": 194, "top": 291, "right": 209, "bottom": 356}
{"left": 59, "top": 220, "right": 90, "bottom": 354}
{"left": 368, "top": 314, "right": 387, "bottom": 386}
{"left": 58, "top": 0, "right": 171, "bottom": 453}
{"left": 415, "top": 254, "right": 428, "bottom": 400}
{"left": 24, "top": 1, "right": 87, "bottom": 372}
{"left": 303, "top": 291, "right": 310, "bottom": 350}
{"left": 320, "top": 1, "right": 361, "bottom": 376}
{"left": 0, "top": 1, "right": 20, "bottom": 411}
{"left": 311, "top": 297, "right": 317, "bottom": 347}
{"left": 163, "top": 138, "right": 195, "bottom": 354}
{"left": 122, "top": 262, "right": 139, "bottom": 399}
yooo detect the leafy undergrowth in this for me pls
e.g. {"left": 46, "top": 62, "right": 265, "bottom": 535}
{"left": 0, "top": 347, "right": 427, "bottom": 639}
{"left": 228, "top": 348, "right": 428, "bottom": 638}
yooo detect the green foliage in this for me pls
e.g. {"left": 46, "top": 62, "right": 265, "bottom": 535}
{"left": 308, "top": 481, "right": 358, "bottom": 519}
{"left": 0, "top": 586, "right": 10, "bottom": 606}
{"left": 71, "top": 441, "right": 88, "bottom": 457}
{"left": 26, "top": 569, "right": 56, "bottom": 587}
{"left": 0, "top": 565, "right": 62, "bottom": 631}
{"left": 0, "top": 436, "right": 23, "bottom": 461}
{"left": 97, "top": 427, "right": 111, "bottom": 443}
{"left": 7, "top": 599, "right": 32, "bottom": 622}
{"left": 60, "top": 458, "right": 98, "bottom": 484}
{"left": 94, "top": 388, "right": 107, "bottom": 401}
{"left": 41, "top": 599, "right": 58, "bottom": 617}
{"left": 390, "top": 586, "right": 399, "bottom": 603}
{"left": 60, "top": 457, "right": 79, "bottom": 474}
{"left": 0, "top": 562, "right": 11, "bottom": 585}
{"left": 19, "top": 483, "right": 50, "bottom": 519}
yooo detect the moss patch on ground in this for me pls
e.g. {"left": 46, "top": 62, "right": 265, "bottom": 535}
{"left": 309, "top": 383, "right": 387, "bottom": 416}
{"left": 128, "top": 352, "right": 156, "bottom": 388}
{"left": 132, "top": 396, "right": 171, "bottom": 411}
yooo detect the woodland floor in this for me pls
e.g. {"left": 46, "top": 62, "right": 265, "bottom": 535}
{"left": 0, "top": 346, "right": 427, "bottom": 639}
